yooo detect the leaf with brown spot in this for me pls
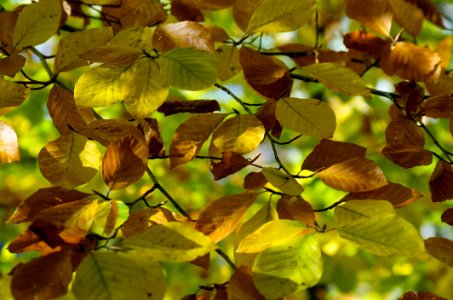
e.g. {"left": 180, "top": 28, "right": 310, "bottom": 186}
{"left": 341, "top": 182, "right": 422, "bottom": 208}
{"left": 345, "top": 0, "right": 392, "bottom": 36}
{"left": 122, "top": 207, "right": 176, "bottom": 238}
{"left": 243, "top": 171, "right": 267, "bottom": 190}
{"left": 425, "top": 237, "right": 453, "bottom": 267}
{"left": 239, "top": 46, "right": 292, "bottom": 99}
{"left": 441, "top": 207, "right": 453, "bottom": 226}
{"left": 318, "top": 157, "right": 388, "bottom": 192}
{"left": 277, "top": 195, "right": 315, "bottom": 226}
{"left": 211, "top": 152, "right": 250, "bottom": 180}
{"left": 137, "top": 118, "right": 165, "bottom": 157}
{"left": 215, "top": 45, "right": 242, "bottom": 81}
{"left": 0, "top": 121, "right": 20, "bottom": 163}
{"left": 170, "top": 113, "right": 227, "bottom": 168}
{"left": 0, "top": 53, "right": 25, "bottom": 77}
{"left": 158, "top": 100, "right": 220, "bottom": 116}
{"left": 195, "top": 192, "right": 258, "bottom": 243}
{"left": 302, "top": 139, "right": 366, "bottom": 172}
{"left": 227, "top": 266, "right": 265, "bottom": 300}
{"left": 429, "top": 160, "right": 453, "bottom": 202}
{"left": 423, "top": 96, "right": 453, "bottom": 118}
{"left": 102, "top": 136, "right": 149, "bottom": 190}
{"left": 153, "top": 21, "right": 214, "bottom": 53}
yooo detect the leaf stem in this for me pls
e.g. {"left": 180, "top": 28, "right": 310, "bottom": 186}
{"left": 215, "top": 248, "right": 236, "bottom": 270}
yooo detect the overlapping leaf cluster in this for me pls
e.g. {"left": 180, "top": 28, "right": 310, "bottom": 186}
{"left": 1, "top": 0, "right": 452, "bottom": 299}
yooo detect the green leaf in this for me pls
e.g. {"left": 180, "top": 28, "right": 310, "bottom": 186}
{"left": 12, "top": 0, "right": 61, "bottom": 50}
{"left": 246, "top": 0, "right": 317, "bottom": 33}
{"left": 262, "top": 167, "right": 303, "bottom": 196}
{"left": 299, "top": 63, "right": 371, "bottom": 97}
{"left": 158, "top": 47, "right": 218, "bottom": 90}
{"left": 121, "top": 222, "right": 216, "bottom": 261}
{"left": 252, "top": 234, "right": 323, "bottom": 299}
{"left": 276, "top": 98, "right": 336, "bottom": 138}
{"left": 73, "top": 252, "right": 166, "bottom": 300}
{"left": 334, "top": 200, "right": 425, "bottom": 256}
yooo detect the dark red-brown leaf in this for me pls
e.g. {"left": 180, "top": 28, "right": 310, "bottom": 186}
{"left": 211, "top": 152, "right": 250, "bottom": 180}
{"left": 158, "top": 100, "right": 220, "bottom": 116}
{"left": 441, "top": 207, "right": 453, "bottom": 226}
{"left": 429, "top": 160, "right": 453, "bottom": 202}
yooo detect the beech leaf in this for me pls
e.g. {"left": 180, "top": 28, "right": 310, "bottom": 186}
{"left": 429, "top": 160, "right": 453, "bottom": 202}
{"left": 345, "top": 0, "right": 392, "bottom": 36}
{"left": 215, "top": 45, "right": 242, "bottom": 81}
{"left": 424, "top": 237, "right": 453, "bottom": 267}
{"left": 423, "top": 96, "right": 453, "bottom": 119}
{"left": 262, "top": 167, "right": 303, "bottom": 196}
{"left": 0, "top": 77, "right": 30, "bottom": 116}
{"left": 0, "top": 53, "right": 26, "bottom": 77}
{"left": 0, "top": 121, "right": 20, "bottom": 163}
{"left": 79, "top": 119, "right": 146, "bottom": 147}
{"left": 277, "top": 196, "right": 315, "bottom": 227}
{"left": 388, "top": 0, "right": 424, "bottom": 36}
{"left": 227, "top": 266, "right": 265, "bottom": 300}
{"left": 441, "top": 207, "right": 453, "bottom": 226}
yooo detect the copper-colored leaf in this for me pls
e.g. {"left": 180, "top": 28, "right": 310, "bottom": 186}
{"left": 345, "top": 0, "right": 392, "bottom": 36}
{"left": 102, "top": 136, "right": 149, "bottom": 190}
{"left": 11, "top": 250, "right": 73, "bottom": 300}
{"left": 0, "top": 77, "right": 30, "bottom": 116}
{"left": 0, "top": 11, "right": 18, "bottom": 53}
{"left": 279, "top": 44, "right": 347, "bottom": 68}
{"left": 170, "top": 113, "right": 227, "bottom": 168}
{"left": 227, "top": 266, "right": 265, "bottom": 300}
{"left": 318, "top": 157, "right": 388, "bottom": 192}
{"left": 0, "top": 121, "right": 20, "bottom": 163}
{"left": 7, "top": 187, "right": 90, "bottom": 224}
{"left": 341, "top": 182, "right": 422, "bottom": 208}
{"left": 121, "top": 207, "right": 176, "bottom": 237}
{"left": 8, "top": 230, "right": 51, "bottom": 254}
{"left": 424, "top": 237, "right": 453, "bottom": 267}
{"left": 243, "top": 171, "right": 267, "bottom": 190}
{"left": 395, "top": 81, "right": 425, "bottom": 117}
{"left": 343, "top": 30, "right": 389, "bottom": 59}
{"left": 0, "top": 53, "right": 25, "bottom": 77}
{"left": 233, "top": 0, "right": 262, "bottom": 32}
{"left": 388, "top": 0, "right": 424, "bottom": 36}
{"left": 441, "top": 207, "right": 453, "bottom": 226}
{"left": 436, "top": 36, "right": 452, "bottom": 68}
{"left": 211, "top": 152, "right": 250, "bottom": 180}
{"left": 425, "top": 71, "right": 453, "bottom": 96}
{"left": 79, "top": 119, "right": 146, "bottom": 147}
{"left": 171, "top": 0, "right": 204, "bottom": 22}
{"left": 255, "top": 99, "right": 278, "bottom": 133}
{"left": 277, "top": 195, "right": 315, "bottom": 226}
{"left": 137, "top": 118, "right": 165, "bottom": 157}
{"left": 153, "top": 21, "right": 214, "bottom": 53}
{"left": 302, "top": 139, "right": 366, "bottom": 172}
{"left": 411, "top": 0, "right": 444, "bottom": 28}
{"left": 429, "top": 160, "right": 453, "bottom": 202}
{"left": 380, "top": 42, "right": 442, "bottom": 81}
{"left": 239, "top": 46, "right": 292, "bottom": 99}
{"left": 399, "top": 291, "right": 447, "bottom": 300}
{"left": 195, "top": 192, "right": 258, "bottom": 242}
{"left": 423, "top": 96, "right": 453, "bottom": 118}
{"left": 158, "top": 100, "right": 220, "bottom": 116}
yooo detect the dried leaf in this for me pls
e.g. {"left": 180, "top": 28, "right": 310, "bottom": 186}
{"left": 429, "top": 160, "right": 453, "bottom": 202}
{"left": 388, "top": 0, "right": 424, "bottom": 36}
{"left": 211, "top": 152, "right": 250, "bottom": 180}
{"left": 345, "top": 0, "right": 392, "bottom": 36}
{"left": 0, "top": 121, "right": 20, "bottom": 163}
{"left": 137, "top": 118, "right": 165, "bottom": 157}
{"left": 343, "top": 30, "right": 389, "bottom": 59}
{"left": 0, "top": 77, "right": 30, "bottom": 116}
{"left": 158, "top": 100, "right": 220, "bottom": 116}
{"left": 227, "top": 266, "right": 265, "bottom": 300}
{"left": 441, "top": 207, "right": 453, "bottom": 226}
{"left": 424, "top": 237, "right": 453, "bottom": 267}
{"left": 277, "top": 195, "right": 315, "bottom": 226}
{"left": 423, "top": 96, "right": 453, "bottom": 118}
{"left": 0, "top": 53, "right": 26, "bottom": 77}
{"left": 243, "top": 171, "right": 267, "bottom": 190}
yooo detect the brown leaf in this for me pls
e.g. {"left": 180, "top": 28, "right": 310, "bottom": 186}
{"left": 278, "top": 44, "right": 348, "bottom": 68}
{"left": 0, "top": 120, "right": 20, "bottom": 163}
{"left": 11, "top": 250, "right": 73, "bottom": 300}
{"left": 190, "top": 253, "right": 210, "bottom": 271}
{"left": 170, "top": 113, "right": 227, "bottom": 168}
{"left": 233, "top": 0, "right": 262, "bottom": 32}
{"left": 7, "top": 187, "right": 90, "bottom": 224}
{"left": 429, "top": 160, "right": 453, "bottom": 202}
{"left": 211, "top": 152, "right": 250, "bottom": 180}
{"left": 195, "top": 192, "right": 258, "bottom": 242}
{"left": 0, "top": 11, "right": 19, "bottom": 53}
{"left": 345, "top": 0, "right": 392, "bottom": 36}
{"left": 8, "top": 229, "right": 52, "bottom": 254}
{"left": 243, "top": 171, "right": 267, "bottom": 190}
{"left": 171, "top": 0, "right": 204, "bottom": 22}
{"left": 102, "top": 136, "right": 149, "bottom": 190}
{"left": 122, "top": 207, "right": 176, "bottom": 237}
{"left": 227, "top": 266, "right": 265, "bottom": 300}
{"left": 302, "top": 139, "right": 366, "bottom": 172}
{"left": 399, "top": 291, "right": 447, "bottom": 300}
{"left": 424, "top": 237, "right": 453, "bottom": 267}
{"left": 255, "top": 99, "right": 279, "bottom": 133}
{"left": 423, "top": 96, "right": 453, "bottom": 118}
{"left": 206, "top": 25, "right": 230, "bottom": 42}
{"left": 343, "top": 30, "right": 389, "bottom": 59}
{"left": 389, "top": 0, "right": 424, "bottom": 36}
{"left": 0, "top": 53, "right": 26, "bottom": 77}
{"left": 425, "top": 70, "right": 453, "bottom": 96}
{"left": 395, "top": 81, "right": 425, "bottom": 118}
{"left": 318, "top": 157, "right": 388, "bottom": 192}
{"left": 79, "top": 119, "right": 146, "bottom": 146}
{"left": 381, "top": 42, "right": 442, "bottom": 81}
{"left": 277, "top": 195, "right": 315, "bottom": 226}
{"left": 441, "top": 207, "right": 453, "bottom": 226}
{"left": 153, "top": 21, "right": 214, "bottom": 53}
{"left": 158, "top": 100, "right": 220, "bottom": 116}
{"left": 137, "top": 118, "right": 165, "bottom": 157}
{"left": 409, "top": 0, "right": 444, "bottom": 28}
{"left": 239, "top": 46, "right": 293, "bottom": 99}
{"left": 436, "top": 36, "right": 452, "bottom": 68}
{"left": 341, "top": 182, "right": 422, "bottom": 208}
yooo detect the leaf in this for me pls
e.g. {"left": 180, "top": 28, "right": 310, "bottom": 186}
{"left": 121, "top": 222, "right": 216, "bottom": 261}
{"left": 388, "top": 0, "right": 424, "bottom": 36}
{"left": 81, "top": 0, "right": 120, "bottom": 4}
{"left": 237, "top": 219, "right": 309, "bottom": 253}
{"left": 90, "top": 200, "right": 125, "bottom": 236}
{"left": 345, "top": 0, "right": 392, "bottom": 36}
{"left": 80, "top": 46, "right": 142, "bottom": 66}
{"left": 243, "top": 171, "right": 267, "bottom": 190}
{"left": 341, "top": 182, "right": 423, "bottom": 208}
{"left": 0, "top": 121, "right": 20, "bottom": 163}
{"left": 137, "top": 118, "right": 165, "bottom": 157}
{"left": 318, "top": 157, "right": 388, "bottom": 192}
{"left": 0, "top": 77, "right": 30, "bottom": 116}
{"left": 246, "top": 0, "right": 316, "bottom": 33}
{"left": 424, "top": 237, "right": 453, "bottom": 267}
{"left": 54, "top": 27, "right": 113, "bottom": 72}
{"left": 12, "top": 0, "right": 62, "bottom": 50}
{"left": 158, "top": 99, "right": 220, "bottom": 116}
{"left": 343, "top": 30, "right": 389, "bottom": 59}
{"left": 195, "top": 192, "right": 258, "bottom": 243}
{"left": 123, "top": 58, "right": 169, "bottom": 118}
{"left": 298, "top": 62, "right": 371, "bottom": 97}
{"left": 276, "top": 98, "right": 336, "bottom": 138}
{"left": 262, "top": 167, "right": 303, "bottom": 196}
{"left": 102, "top": 0, "right": 166, "bottom": 29}
{"left": 153, "top": 21, "right": 214, "bottom": 53}
{"left": 121, "top": 207, "right": 176, "bottom": 237}
{"left": 73, "top": 252, "right": 166, "bottom": 300}
{"left": 227, "top": 266, "right": 265, "bottom": 300}
{"left": 158, "top": 47, "right": 218, "bottom": 90}
{"left": 436, "top": 36, "right": 452, "bottom": 68}
{"left": 8, "top": 229, "right": 51, "bottom": 254}
{"left": 102, "top": 136, "right": 148, "bottom": 190}
{"left": 215, "top": 45, "right": 242, "bottom": 81}
{"left": 277, "top": 196, "right": 315, "bottom": 227}
{"left": 11, "top": 250, "right": 73, "bottom": 300}
{"left": 170, "top": 113, "right": 227, "bottom": 168}
{"left": 399, "top": 291, "right": 447, "bottom": 300}
{"left": 0, "top": 53, "right": 26, "bottom": 77}
{"left": 334, "top": 200, "right": 425, "bottom": 256}
{"left": 79, "top": 119, "right": 146, "bottom": 147}
{"left": 426, "top": 71, "right": 453, "bottom": 96}
{"left": 252, "top": 234, "right": 322, "bottom": 298}
{"left": 423, "top": 96, "right": 453, "bottom": 118}
{"left": 211, "top": 152, "right": 250, "bottom": 180}
{"left": 441, "top": 207, "right": 453, "bottom": 226}
{"left": 302, "top": 139, "right": 366, "bottom": 172}
{"left": 233, "top": 0, "right": 262, "bottom": 32}
{"left": 209, "top": 114, "right": 265, "bottom": 157}
{"left": 38, "top": 132, "right": 101, "bottom": 188}
{"left": 429, "top": 160, "right": 453, "bottom": 202}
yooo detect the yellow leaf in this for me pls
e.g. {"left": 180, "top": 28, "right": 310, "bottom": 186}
{"left": 436, "top": 36, "right": 452, "bottom": 68}
{"left": 0, "top": 53, "right": 26, "bottom": 77}
{"left": 0, "top": 77, "right": 29, "bottom": 116}
{"left": 388, "top": 0, "right": 424, "bottom": 36}
{"left": 12, "top": 0, "right": 61, "bottom": 50}
{"left": 345, "top": 0, "right": 392, "bottom": 36}
{"left": 0, "top": 121, "right": 20, "bottom": 163}
{"left": 276, "top": 98, "right": 336, "bottom": 138}
{"left": 215, "top": 45, "right": 242, "bottom": 81}
{"left": 209, "top": 114, "right": 265, "bottom": 157}
{"left": 262, "top": 167, "right": 303, "bottom": 196}
{"left": 233, "top": 0, "right": 262, "bottom": 32}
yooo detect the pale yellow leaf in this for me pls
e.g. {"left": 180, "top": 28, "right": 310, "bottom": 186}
{"left": 215, "top": 45, "right": 242, "bottom": 81}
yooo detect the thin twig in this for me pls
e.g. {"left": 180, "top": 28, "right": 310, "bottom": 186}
{"left": 215, "top": 248, "right": 236, "bottom": 270}
{"left": 313, "top": 200, "right": 345, "bottom": 212}
{"left": 214, "top": 83, "right": 253, "bottom": 114}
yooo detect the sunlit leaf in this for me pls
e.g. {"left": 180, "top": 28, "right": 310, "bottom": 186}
{"left": 243, "top": 171, "right": 267, "bottom": 190}
{"left": 345, "top": 0, "right": 392, "bottom": 36}
{"left": 343, "top": 30, "right": 389, "bottom": 59}
{"left": 195, "top": 192, "right": 258, "bottom": 242}
{"left": 335, "top": 200, "right": 425, "bottom": 256}
{"left": 424, "top": 237, "right": 453, "bottom": 267}
{"left": 246, "top": 0, "right": 316, "bottom": 33}
{"left": 262, "top": 167, "right": 303, "bottom": 196}
{"left": 79, "top": 119, "right": 146, "bottom": 147}
{"left": 122, "top": 222, "right": 216, "bottom": 261}
{"left": 122, "top": 207, "right": 176, "bottom": 238}
{"left": 91, "top": 200, "right": 129, "bottom": 237}
{"left": 215, "top": 45, "right": 242, "bottom": 81}
{"left": 209, "top": 114, "right": 265, "bottom": 157}
{"left": 73, "top": 252, "right": 166, "bottom": 300}
{"left": 12, "top": 0, "right": 61, "bottom": 50}
{"left": 436, "top": 36, "right": 452, "bottom": 68}
{"left": 0, "top": 53, "right": 25, "bottom": 77}
{"left": 0, "top": 77, "right": 30, "bottom": 116}
{"left": 429, "top": 160, "right": 453, "bottom": 202}
{"left": 277, "top": 196, "right": 315, "bottom": 226}
{"left": 38, "top": 132, "right": 101, "bottom": 188}
{"left": 0, "top": 121, "right": 20, "bottom": 163}
{"left": 102, "top": 0, "right": 166, "bottom": 29}
{"left": 211, "top": 152, "right": 250, "bottom": 180}
{"left": 426, "top": 71, "right": 453, "bottom": 96}
{"left": 233, "top": 0, "right": 262, "bottom": 32}
{"left": 388, "top": 0, "right": 424, "bottom": 36}
{"left": 170, "top": 113, "right": 227, "bottom": 168}
{"left": 137, "top": 118, "right": 165, "bottom": 157}
{"left": 8, "top": 229, "right": 51, "bottom": 254}
{"left": 159, "top": 47, "right": 218, "bottom": 90}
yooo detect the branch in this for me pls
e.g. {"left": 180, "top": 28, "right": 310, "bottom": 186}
{"left": 214, "top": 83, "right": 253, "bottom": 114}
{"left": 313, "top": 200, "right": 345, "bottom": 212}
{"left": 215, "top": 248, "right": 236, "bottom": 270}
